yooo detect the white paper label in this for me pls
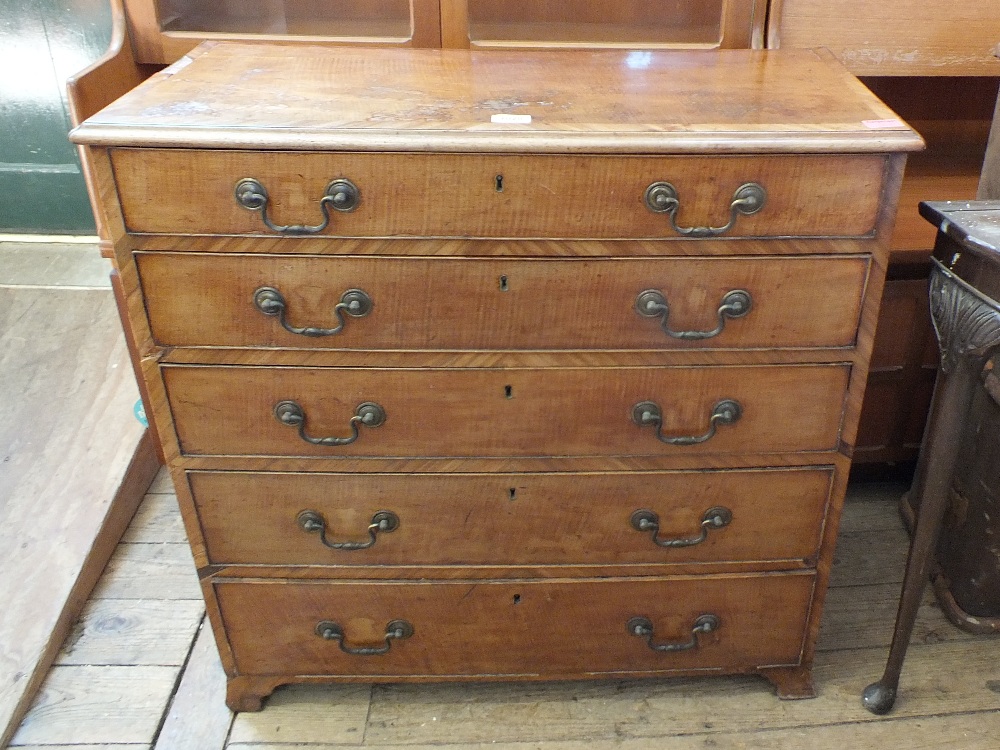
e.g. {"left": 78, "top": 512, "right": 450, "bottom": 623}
{"left": 491, "top": 114, "right": 532, "bottom": 124}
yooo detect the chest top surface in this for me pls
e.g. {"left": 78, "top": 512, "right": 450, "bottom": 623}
{"left": 70, "top": 43, "right": 922, "bottom": 154}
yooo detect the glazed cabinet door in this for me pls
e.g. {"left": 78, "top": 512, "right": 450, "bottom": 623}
{"left": 125, "top": 0, "right": 443, "bottom": 63}
{"left": 440, "top": 0, "right": 766, "bottom": 49}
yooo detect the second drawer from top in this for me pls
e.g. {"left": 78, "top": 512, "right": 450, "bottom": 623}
{"left": 137, "top": 253, "right": 870, "bottom": 351}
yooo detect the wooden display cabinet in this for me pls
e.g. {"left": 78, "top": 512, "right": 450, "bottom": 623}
{"left": 121, "top": 0, "right": 767, "bottom": 63}
{"left": 768, "top": 0, "right": 1000, "bottom": 76}
{"left": 440, "top": 0, "right": 766, "bottom": 50}
{"left": 124, "top": 0, "right": 444, "bottom": 62}
{"left": 767, "top": 4, "right": 1000, "bottom": 464}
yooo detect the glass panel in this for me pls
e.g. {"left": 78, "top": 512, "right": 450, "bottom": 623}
{"left": 157, "top": 0, "right": 413, "bottom": 40}
{"left": 466, "top": 0, "right": 726, "bottom": 47}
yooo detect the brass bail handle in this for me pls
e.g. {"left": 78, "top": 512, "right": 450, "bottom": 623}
{"left": 635, "top": 288, "right": 752, "bottom": 340}
{"left": 274, "top": 400, "right": 385, "bottom": 447}
{"left": 628, "top": 614, "right": 720, "bottom": 652}
{"left": 315, "top": 619, "right": 414, "bottom": 656}
{"left": 630, "top": 506, "right": 733, "bottom": 548}
{"left": 253, "top": 286, "right": 373, "bottom": 337}
{"left": 235, "top": 177, "right": 360, "bottom": 235}
{"left": 644, "top": 181, "right": 766, "bottom": 237}
{"left": 632, "top": 399, "right": 742, "bottom": 446}
{"left": 297, "top": 509, "right": 399, "bottom": 550}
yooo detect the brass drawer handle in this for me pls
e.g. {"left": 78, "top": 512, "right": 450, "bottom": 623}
{"left": 253, "top": 286, "right": 373, "bottom": 337}
{"left": 628, "top": 614, "right": 720, "bottom": 652}
{"left": 644, "top": 181, "right": 766, "bottom": 237}
{"left": 234, "top": 177, "right": 359, "bottom": 234}
{"left": 315, "top": 619, "right": 413, "bottom": 656}
{"left": 274, "top": 400, "right": 385, "bottom": 446}
{"left": 630, "top": 507, "right": 732, "bottom": 548}
{"left": 635, "top": 289, "right": 752, "bottom": 340}
{"left": 297, "top": 509, "right": 399, "bottom": 550}
{"left": 632, "top": 399, "right": 742, "bottom": 446}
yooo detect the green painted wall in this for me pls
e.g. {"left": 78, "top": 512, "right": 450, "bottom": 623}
{"left": 0, "top": 0, "right": 112, "bottom": 233}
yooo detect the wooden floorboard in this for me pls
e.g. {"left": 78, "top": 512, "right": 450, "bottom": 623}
{"left": 0, "top": 286, "right": 153, "bottom": 748}
{"left": 120, "top": 493, "right": 188, "bottom": 544}
{"left": 152, "top": 620, "right": 234, "bottom": 750}
{"left": 222, "top": 710, "right": 1000, "bottom": 750}
{"left": 9, "top": 666, "right": 177, "bottom": 746}
{"left": 56, "top": 599, "right": 204, "bottom": 667}
{"left": 89, "top": 542, "right": 202, "bottom": 601}
{"left": 145, "top": 468, "right": 175, "bottom": 496}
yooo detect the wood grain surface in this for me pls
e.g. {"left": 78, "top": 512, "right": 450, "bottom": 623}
{"left": 768, "top": 0, "right": 1000, "bottom": 76}
{"left": 110, "top": 150, "right": 887, "bottom": 238}
{"left": 214, "top": 573, "right": 814, "bottom": 677}
{"left": 161, "top": 363, "right": 850, "bottom": 458}
{"left": 186, "top": 467, "right": 832, "bottom": 568}
{"left": 137, "top": 253, "right": 869, "bottom": 350}
{"left": 70, "top": 45, "right": 923, "bottom": 154}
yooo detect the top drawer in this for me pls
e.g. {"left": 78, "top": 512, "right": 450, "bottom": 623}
{"left": 109, "top": 149, "right": 886, "bottom": 239}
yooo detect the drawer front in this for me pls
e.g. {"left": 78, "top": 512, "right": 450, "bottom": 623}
{"left": 162, "top": 364, "right": 850, "bottom": 458}
{"left": 215, "top": 574, "right": 814, "bottom": 676}
{"left": 189, "top": 468, "right": 833, "bottom": 567}
{"left": 138, "top": 253, "right": 869, "bottom": 351}
{"left": 111, "top": 149, "right": 885, "bottom": 238}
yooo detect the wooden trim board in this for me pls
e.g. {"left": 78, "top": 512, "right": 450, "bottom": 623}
{"left": 0, "top": 287, "right": 159, "bottom": 748}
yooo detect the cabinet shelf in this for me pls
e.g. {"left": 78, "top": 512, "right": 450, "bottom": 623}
{"left": 467, "top": 21, "right": 722, "bottom": 48}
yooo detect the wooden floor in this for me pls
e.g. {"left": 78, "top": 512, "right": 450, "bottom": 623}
{"left": 7, "top": 473, "right": 1000, "bottom": 749}
{"left": 0, "top": 240, "right": 156, "bottom": 749}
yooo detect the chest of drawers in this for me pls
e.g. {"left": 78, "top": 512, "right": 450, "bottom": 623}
{"left": 71, "top": 43, "right": 922, "bottom": 711}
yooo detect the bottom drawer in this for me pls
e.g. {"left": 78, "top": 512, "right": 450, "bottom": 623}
{"left": 215, "top": 574, "right": 814, "bottom": 677}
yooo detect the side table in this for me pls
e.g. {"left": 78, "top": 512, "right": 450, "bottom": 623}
{"left": 864, "top": 200, "right": 1000, "bottom": 714}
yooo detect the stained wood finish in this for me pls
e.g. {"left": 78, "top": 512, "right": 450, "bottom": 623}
{"left": 215, "top": 573, "right": 814, "bottom": 677}
{"left": 162, "top": 364, "right": 850, "bottom": 458}
{"left": 137, "top": 253, "right": 869, "bottom": 350}
{"left": 187, "top": 468, "right": 832, "bottom": 567}
{"left": 69, "top": 43, "right": 918, "bottom": 709}
{"left": 110, "top": 149, "right": 886, "bottom": 238}
{"left": 768, "top": 0, "right": 1000, "bottom": 76}
{"left": 71, "top": 46, "right": 922, "bottom": 155}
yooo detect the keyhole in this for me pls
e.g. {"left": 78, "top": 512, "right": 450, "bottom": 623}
{"left": 499, "top": 275, "right": 509, "bottom": 292}
{"left": 512, "top": 594, "right": 521, "bottom": 604}
{"left": 508, "top": 488, "right": 517, "bottom": 501}
{"left": 495, "top": 174, "right": 504, "bottom": 192}
{"left": 504, "top": 385, "right": 513, "bottom": 399}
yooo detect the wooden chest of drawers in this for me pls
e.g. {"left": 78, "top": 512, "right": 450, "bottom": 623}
{"left": 71, "top": 43, "right": 922, "bottom": 711}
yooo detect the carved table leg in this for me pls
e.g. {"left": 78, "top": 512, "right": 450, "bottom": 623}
{"left": 863, "top": 261, "right": 1000, "bottom": 714}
